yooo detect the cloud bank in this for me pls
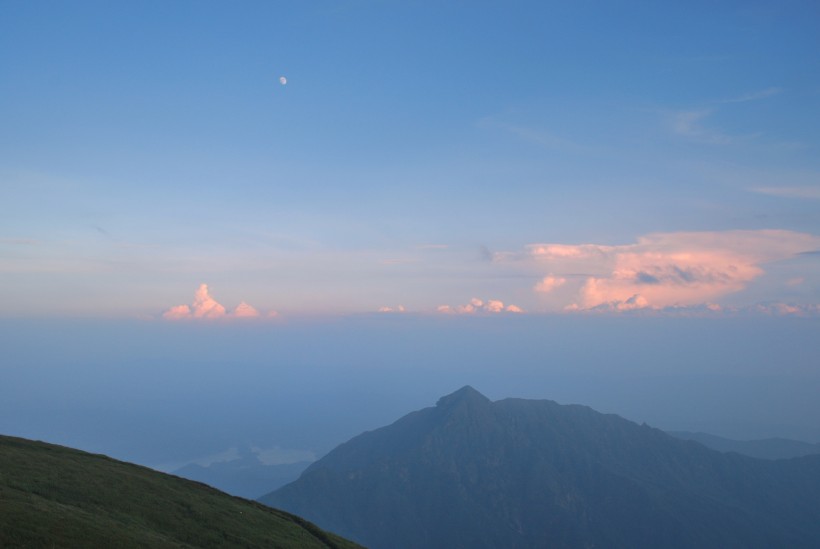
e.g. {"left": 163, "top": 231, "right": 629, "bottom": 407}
{"left": 437, "top": 298, "right": 524, "bottom": 314}
{"left": 162, "top": 284, "right": 269, "bottom": 320}
{"left": 378, "top": 305, "right": 406, "bottom": 313}
{"left": 516, "top": 230, "right": 820, "bottom": 312}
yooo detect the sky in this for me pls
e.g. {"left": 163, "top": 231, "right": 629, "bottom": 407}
{"left": 1, "top": 1, "right": 820, "bottom": 467}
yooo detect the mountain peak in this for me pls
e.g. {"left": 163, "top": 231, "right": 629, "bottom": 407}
{"left": 264, "top": 391, "right": 820, "bottom": 549}
{"left": 435, "top": 385, "right": 490, "bottom": 408}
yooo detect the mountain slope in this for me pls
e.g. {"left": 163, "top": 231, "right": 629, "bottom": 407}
{"left": 262, "top": 386, "right": 820, "bottom": 549}
{"left": 668, "top": 430, "right": 820, "bottom": 460}
{"left": 0, "top": 434, "right": 362, "bottom": 549}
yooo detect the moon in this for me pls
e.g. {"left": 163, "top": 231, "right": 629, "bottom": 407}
{"left": 279, "top": 76, "right": 287, "bottom": 85}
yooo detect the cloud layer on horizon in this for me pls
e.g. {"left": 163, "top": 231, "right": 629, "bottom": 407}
{"left": 437, "top": 298, "right": 523, "bottom": 315}
{"left": 505, "top": 230, "right": 820, "bottom": 312}
{"left": 162, "top": 284, "right": 269, "bottom": 320}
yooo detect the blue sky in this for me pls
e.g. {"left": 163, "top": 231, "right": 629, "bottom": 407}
{"left": 2, "top": 0, "right": 819, "bottom": 316}
{"left": 2, "top": 2, "right": 820, "bottom": 466}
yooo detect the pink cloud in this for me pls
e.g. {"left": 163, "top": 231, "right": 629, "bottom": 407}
{"left": 576, "top": 248, "right": 763, "bottom": 310}
{"left": 163, "top": 284, "right": 268, "bottom": 320}
{"left": 191, "top": 283, "right": 226, "bottom": 319}
{"left": 378, "top": 305, "right": 406, "bottom": 313}
{"left": 752, "top": 303, "right": 820, "bottom": 316}
{"left": 535, "top": 276, "right": 566, "bottom": 293}
{"left": 162, "top": 304, "right": 192, "bottom": 320}
{"left": 520, "top": 230, "right": 820, "bottom": 311}
{"left": 437, "top": 298, "right": 524, "bottom": 314}
{"left": 527, "top": 243, "right": 612, "bottom": 259}
{"left": 232, "top": 301, "right": 261, "bottom": 318}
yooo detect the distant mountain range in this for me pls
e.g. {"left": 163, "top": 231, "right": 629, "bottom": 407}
{"left": 172, "top": 449, "right": 312, "bottom": 499}
{"left": 667, "top": 430, "right": 820, "bottom": 460}
{"left": 0, "top": 434, "right": 361, "bottom": 548}
{"left": 262, "top": 386, "right": 820, "bottom": 549}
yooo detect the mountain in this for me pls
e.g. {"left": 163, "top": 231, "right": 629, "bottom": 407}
{"left": 0, "top": 434, "right": 362, "bottom": 549}
{"left": 668, "top": 430, "right": 820, "bottom": 460}
{"left": 172, "top": 451, "right": 312, "bottom": 499}
{"left": 262, "top": 386, "right": 820, "bottom": 549}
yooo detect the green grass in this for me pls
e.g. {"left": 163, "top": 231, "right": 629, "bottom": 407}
{"left": 0, "top": 435, "right": 363, "bottom": 548}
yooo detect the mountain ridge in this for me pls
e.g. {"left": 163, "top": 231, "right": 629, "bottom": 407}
{"left": 262, "top": 387, "right": 820, "bottom": 549}
{"left": 668, "top": 430, "right": 820, "bottom": 460}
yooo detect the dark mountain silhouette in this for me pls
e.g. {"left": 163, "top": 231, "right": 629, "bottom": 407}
{"left": 0, "top": 434, "right": 361, "bottom": 548}
{"left": 668, "top": 430, "right": 820, "bottom": 460}
{"left": 262, "top": 386, "right": 820, "bottom": 549}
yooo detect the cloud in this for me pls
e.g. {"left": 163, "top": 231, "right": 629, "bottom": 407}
{"left": 722, "top": 87, "right": 783, "bottom": 104}
{"left": 667, "top": 87, "right": 781, "bottom": 145}
{"left": 378, "top": 305, "right": 406, "bottom": 313}
{"left": 668, "top": 86, "right": 781, "bottom": 146}
{"left": 232, "top": 301, "right": 261, "bottom": 318}
{"left": 534, "top": 276, "right": 566, "bottom": 293}
{"left": 162, "top": 284, "right": 267, "bottom": 320}
{"left": 751, "top": 302, "right": 820, "bottom": 316}
{"left": 519, "top": 230, "right": 820, "bottom": 311}
{"left": 670, "top": 109, "right": 742, "bottom": 145}
{"left": 190, "top": 283, "right": 227, "bottom": 319}
{"left": 186, "top": 445, "right": 316, "bottom": 468}
{"left": 528, "top": 244, "right": 613, "bottom": 259}
{"left": 437, "top": 297, "right": 524, "bottom": 314}
{"left": 672, "top": 109, "right": 710, "bottom": 136}
{"left": 162, "top": 304, "right": 192, "bottom": 320}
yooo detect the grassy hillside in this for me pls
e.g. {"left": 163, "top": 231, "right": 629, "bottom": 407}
{"left": 0, "top": 434, "right": 362, "bottom": 549}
